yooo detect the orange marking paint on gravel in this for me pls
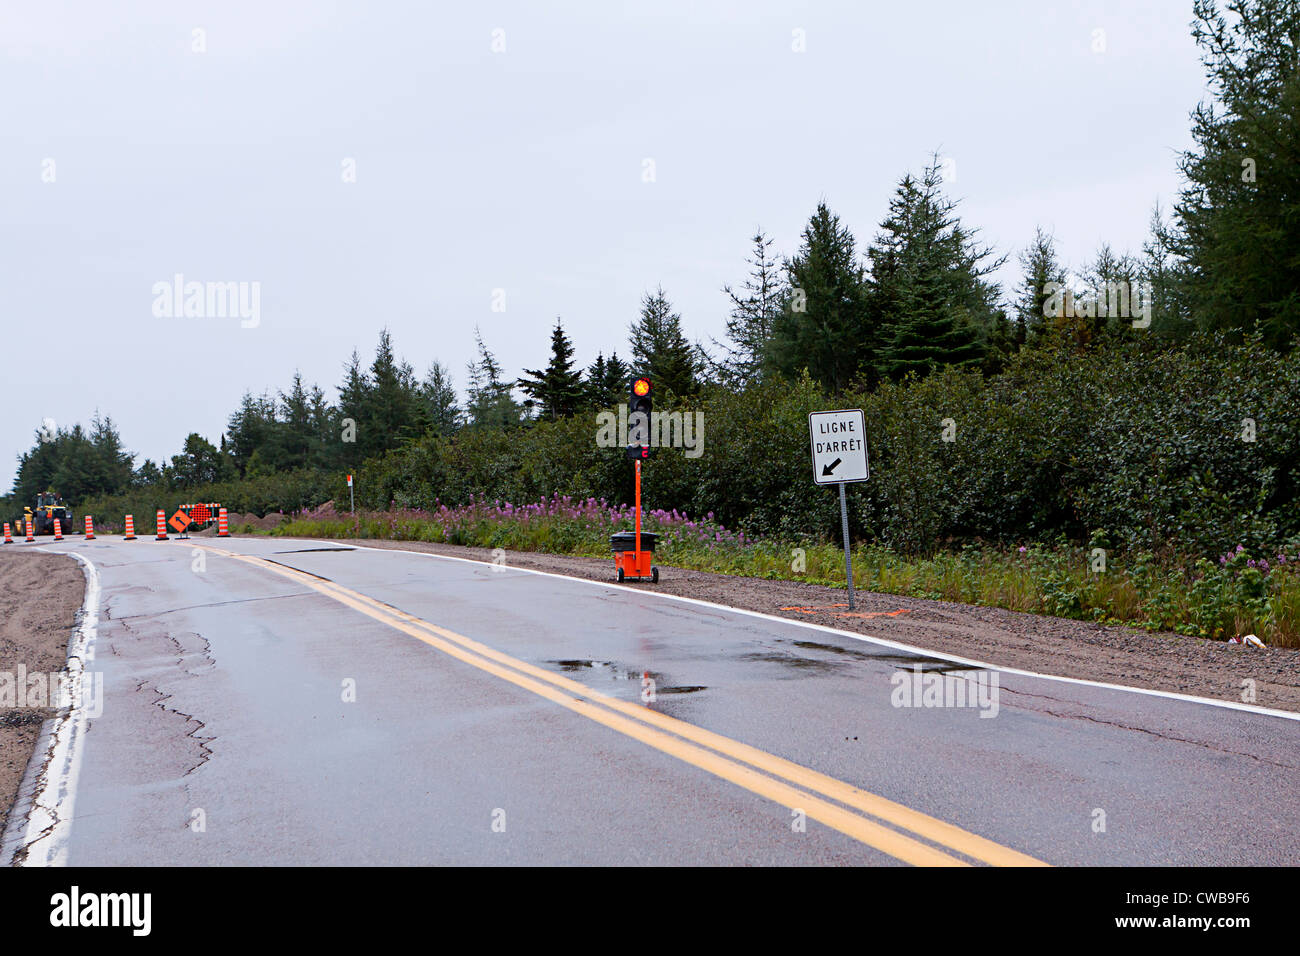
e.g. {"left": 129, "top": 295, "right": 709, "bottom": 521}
{"left": 781, "top": 604, "right": 912, "bottom": 620}
{"left": 834, "top": 608, "right": 913, "bottom": 619}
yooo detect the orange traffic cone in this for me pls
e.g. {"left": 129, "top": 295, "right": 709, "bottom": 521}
{"left": 84, "top": 515, "right": 95, "bottom": 540}
{"left": 25, "top": 518, "right": 34, "bottom": 542}
{"left": 3, "top": 522, "right": 11, "bottom": 544}
{"left": 53, "top": 518, "right": 63, "bottom": 540}
{"left": 217, "top": 507, "right": 230, "bottom": 537}
{"left": 124, "top": 514, "right": 137, "bottom": 540}
{"left": 155, "top": 510, "right": 168, "bottom": 540}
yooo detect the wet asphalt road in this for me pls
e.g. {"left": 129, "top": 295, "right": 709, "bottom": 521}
{"left": 6, "top": 535, "right": 1300, "bottom": 866}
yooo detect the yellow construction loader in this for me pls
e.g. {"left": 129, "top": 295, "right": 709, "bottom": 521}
{"left": 19, "top": 491, "right": 74, "bottom": 535}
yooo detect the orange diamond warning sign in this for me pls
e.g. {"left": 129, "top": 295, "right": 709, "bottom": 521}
{"left": 169, "top": 510, "right": 192, "bottom": 533}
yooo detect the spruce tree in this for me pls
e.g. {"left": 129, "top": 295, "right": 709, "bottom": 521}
{"left": 519, "top": 318, "right": 585, "bottom": 420}
{"left": 584, "top": 351, "right": 630, "bottom": 407}
{"left": 868, "top": 160, "right": 1004, "bottom": 379}
{"left": 466, "top": 328, "right": 522, "bottom": 427}
{"left": 1080, "top": 243, "right": 1141, "bottom": 343}
{"left": 279, "top": 372, "right": 315, "bottom": 470}
{"left": 603, "top": 352, "right": 630, "bottom": 397}
{"left": 1171, "top": 0, "right": 1300, "bottom": 348}
{"left": 49, "top": 425, "right": 99, "bottom": 502}
{"left": 337, "top": 349, "right": 371, "bottom": 464}
{"left": 88, "top": 412, "right": 133, "bottom": 495}
{"left": 422, "top": 361, "right": 461, "bottom": 435}
{"left": 226, "top": 392, "right": 280, "bottom": 476}
{"left": 307, "top": 384, "right": 336, "bottom": 469}
{"left": 629, "top": 288, "right": 699, "bottom": 396}
{"left": 13, "top": 426, "right": 60, "bottom": 503}
{"left": 714, "top": 231, "right": 785, "bottom": 383}
{"left": 767, "top": 203, "right": 875, "bottom": 392}
{"left": 1141, "top": 203, "right": 1191, "bottom": 340}
{"left": 585, "top": 353, "right": 609, "bottom": 407}
{"left": 1015, "top": 227, "right": 1067, "bottom": 346}
{"left": 365, "top": 329, "right": 429, "bottom": 453}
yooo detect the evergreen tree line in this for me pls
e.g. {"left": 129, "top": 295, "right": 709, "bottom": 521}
{"left": 9, "top": 414, "right": 134, "bottom": 507}
{"left": 7, "top": 1, "right": 1298, "bottom": 522}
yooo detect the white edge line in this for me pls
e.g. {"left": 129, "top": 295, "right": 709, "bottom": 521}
{"left": 288, "top": 539, "right": 1300, "bottom": 724}
{"left": 1, "top": 550, "right": 100, "bottom": 866}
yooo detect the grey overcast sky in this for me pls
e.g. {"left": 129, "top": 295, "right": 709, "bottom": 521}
{"left": 1, "top": 1, "right": 1207, "bottom": 489}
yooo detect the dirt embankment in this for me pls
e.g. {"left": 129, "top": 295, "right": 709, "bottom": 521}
{"left": 324, "top": 537, "right": 1300, "bottom": 714}
{"left": 0, "top": 551, "right": 84, "bottom": 836}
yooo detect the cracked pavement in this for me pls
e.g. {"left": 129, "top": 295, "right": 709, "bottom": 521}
{"left": 8, "top": 534, "right": 1300, "bottom": 865}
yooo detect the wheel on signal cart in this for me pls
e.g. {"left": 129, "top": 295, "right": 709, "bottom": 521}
{"left": 617, "top": 568, "right": 625, "bottom": 582}
{"left": 651, "top": 567, "right": 659, "bottom": 583}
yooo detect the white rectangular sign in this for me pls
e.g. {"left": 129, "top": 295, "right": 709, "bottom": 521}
{"left": 808, "top": 408, "right": 869, "bottom": 485}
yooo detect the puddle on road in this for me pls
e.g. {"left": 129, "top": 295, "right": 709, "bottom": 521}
{"left": 546, "top": 660, "right": 706, "bottom": 695}
{"left": 737, "top": 650, "right": 843, "bottom": 675}
{"left": 791, "top": 639, "right": 879, "bottom": 659}
{"left": 862, "top": 652, "right": 983, "bottom": 674}
{"left": 544, "top": 640, "right": 984, "bottom": 694}
{"left": 790, "top": 639, "right": 985, "bottom": 674}
{"left": 272, "top": 547, "right": 357, "bottom": 554}
{"left": 550, "top": 659, "right": 648, "bottom": 680}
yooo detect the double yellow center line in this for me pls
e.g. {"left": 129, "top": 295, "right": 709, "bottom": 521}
{"left": 197, "top": 544, "right": 1047, "bottom": 867}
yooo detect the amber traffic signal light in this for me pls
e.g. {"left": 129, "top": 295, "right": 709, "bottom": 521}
{"left": 630, "top": 376, "right": 652, "bottom": 417}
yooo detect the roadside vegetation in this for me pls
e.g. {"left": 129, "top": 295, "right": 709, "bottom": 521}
{"left": 267, "top": 496, "right": 1300, "bottom": 648}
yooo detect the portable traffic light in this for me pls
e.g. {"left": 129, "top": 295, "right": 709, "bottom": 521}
{"left": 629, "top": 376, "right": 653, "bottom": 446}
{"left": 630, "top": 376, "right": 652, "bottom": 417}
{"left": 615, "top": 375, "right": 659, "bottom": 584}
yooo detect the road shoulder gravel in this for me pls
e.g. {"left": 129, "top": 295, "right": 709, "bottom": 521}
{"left": 0, "top": 550, "right": 85, "bottom": 837}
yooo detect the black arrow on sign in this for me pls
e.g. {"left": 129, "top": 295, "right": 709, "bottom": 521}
{"left": 822, "top": 458, "right": 842, "bottom": 477}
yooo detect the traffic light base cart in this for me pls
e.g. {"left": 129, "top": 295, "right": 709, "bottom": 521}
{"left": 611, "top": 531, "right": 658, "bottom": 583}
{"left": 612, "top": 456, "right": 659, "bottom": 583}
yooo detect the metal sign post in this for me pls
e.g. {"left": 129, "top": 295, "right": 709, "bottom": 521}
{"left": 347, "top": 474, "right": 354, "bottom": 514}
{"left": 809, "top": 409, "right": 870, "bottom": 611}
{"left": 838, "top": 481, "right": 855, "bottom": 610}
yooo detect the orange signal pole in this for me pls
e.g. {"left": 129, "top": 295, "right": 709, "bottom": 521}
{"left": 634, "top": 459, "right": 642, "bottom": 569}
